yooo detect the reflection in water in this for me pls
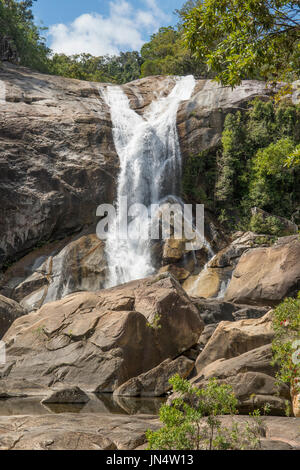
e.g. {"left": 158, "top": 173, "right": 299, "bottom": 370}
{"left": 0, "top": 394, "right": 166, "bottom": 416}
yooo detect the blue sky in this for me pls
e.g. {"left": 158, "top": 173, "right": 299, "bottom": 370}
{"left": 32, "top": 0, "right": 185, "bottom": 56}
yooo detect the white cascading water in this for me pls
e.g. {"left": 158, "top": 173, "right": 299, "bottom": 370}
{"left": 102, "top": 76, "right": 196, "bottom": 288}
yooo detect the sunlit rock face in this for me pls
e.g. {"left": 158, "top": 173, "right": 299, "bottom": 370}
{"left": 0, "top": 63, "right": 118, "bottom": 269}
{"left": 0, "top": 64, "right": 273, "bottom": 273}
{"left": 177, "top": 79, "right": 272, "bottom": 163}
{"left": 1, "top": 274, "right": 203, "bottom": 394}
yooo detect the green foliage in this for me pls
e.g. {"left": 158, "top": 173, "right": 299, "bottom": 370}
{"left": 146, "top": 375, "right": 264, "bottom": 450}
{"left": 215, "top": 111, "right": 247, "bottom": 204}
{"left": 140, "top": 26, "right": 209, "bottom": 78}
{"left": 146, "top": 313, "right": 162, "bottom": 330}
{"left": 182, "top": 149, "right": 217, "bottom": 208}
{"left": 249, "top": 138, "right": 297, "bottom": 213}
{"left": 183, "top": 0, "right": 300, "bottom": 87}
{"left": 182, "top": 99, "right": 300, "bottom": 232}
{"left": 249, "top": 214, "right": 284, "bottom": 237}
{"left": 0, "top": 0, "right": 50, "bottom": 71}
{"left": 213, "top": 99, "right": 300, "bottom": 229}
{"left": 48, "top": 51, "right": 142, "bottom": 84}
{"left": 285, "top": 144, "right": 300, "bottom": 168}
{"left": 271, "top": 294, "right": 300, "bottom": 393}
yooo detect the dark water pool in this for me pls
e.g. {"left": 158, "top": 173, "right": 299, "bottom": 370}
{"left": 0, "top": 394, "right": 166, "bottom": 416}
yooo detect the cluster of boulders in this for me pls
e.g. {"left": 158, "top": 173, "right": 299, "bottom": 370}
{"left": 1, "top": 232, "right": 299, "bottom": 416}
{"left": 0, "top": 265, "right": 299, "bottom": 449}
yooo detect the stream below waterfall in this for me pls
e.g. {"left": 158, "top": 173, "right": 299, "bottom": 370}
{"left": 0, "top": 395, "right": 166, "bottom": 416}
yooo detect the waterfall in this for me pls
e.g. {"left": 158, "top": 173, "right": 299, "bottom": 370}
{"left": 101, "top": 76, "right": 196, "bottom": 288}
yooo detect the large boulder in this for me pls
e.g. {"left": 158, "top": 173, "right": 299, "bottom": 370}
{"left": 191, "top": 298, "right": 268, "bottom": 350}
{"left": 0, "top": 413, "right": 299, "bottom": 450}
{"left": 41, "top": 386, "right": 90, "bottom": 404}
{"left": 0, "top": 274, "right": 203, "bottom": 393}
{"left": 292, "top": 385, "right": 300, "bottom": 418}
{"left": 0, "top": 295, "right": 25, "bottom": 339}
{"left": 192, "top": 345, "right": 291, "bottom": 415}
{"left": 195, "top": 312, "right": 274, "bottom": 374}
{"left": 225, "top": 236, "right": 300, "bottom": 306}
{"left": 183, "top": 267, "right": 225, "bottom": 298}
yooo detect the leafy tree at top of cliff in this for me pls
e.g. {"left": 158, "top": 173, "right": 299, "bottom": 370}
{"left": 182, "top": 0, "right": 300, "bottom": 87}
{"left": 140, "top": 26, "right": 209, "bottom": 78}
{"left": 0, "top": 0, "right": 49, "bottom": 71}
{"left": 48, "top": 51, "right": 142, "bottom": 84}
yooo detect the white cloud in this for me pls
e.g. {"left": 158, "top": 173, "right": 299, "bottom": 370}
{"left": 48, "top": 0, "right": 171, "bottom": 56}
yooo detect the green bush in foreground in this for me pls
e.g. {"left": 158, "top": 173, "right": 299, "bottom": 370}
{"left": 272, "top": 293, "right": 300, "bottom": 394}
{"left": 146, "top": 376, "right": 264, "bottom": 450}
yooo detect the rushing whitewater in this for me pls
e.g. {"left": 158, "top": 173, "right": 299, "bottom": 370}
{"left": 102, "top": 76, "right": 196, "bottom": 288}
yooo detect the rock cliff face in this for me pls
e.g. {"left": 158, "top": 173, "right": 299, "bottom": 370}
{"left": 0, "top": 64, "right": 274, "bottom": 272}
{"left": 0, "top": 63, "right": 118, "bottom": 269}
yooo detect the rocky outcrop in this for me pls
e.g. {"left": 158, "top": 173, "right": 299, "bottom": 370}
{"left": 172, "top": 309, "right": 294, "bottom": 415}
{"left": 182, "top": 231, "right": 278, "bottom": 300}
{"left": 192, "top": 345, "right": 291, "bottom": 415}
{"left": 193, "top": 298, "right": 268, "bottom": 324}
{"left": 0, "top": 413, "right": 161, "bottom": 450}
{"left": 177, "top": 80, "right": 272, "bottom": 163}
{"left": 0, "top": 274, "right": 203, "bottom": 393}
{"left": 183, "top": 267, "right": 227, "bottom": 298}
{"left": 0, "top": 295, "right": 25, "bottom": 339}
{"left": 195, "top": 312, "right": 274, "bottom": 374}
{"left": 225, "top": 236, "right": 300, "bottom": 306}
{"left": 191, "top": 416, "right": 300, "bottom": 450}
{"left": 0, "top": 233, "right": 106, "bottom": 312}
{"left": 113, "top": 357, "right": 194, "bottom": 397}
{"left": 208, "top": 231, "right": 275, "bottom": 269}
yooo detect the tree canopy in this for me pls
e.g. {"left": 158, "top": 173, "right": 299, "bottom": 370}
{"left": 0, "top": 0, "right": 49, "bottom": 71}
{"left": 48, "top": 51, "right": 142, "bottom": 84}
{"left": 140, "top": 26, "right": 209, "bottom": 78}
{"left": 0, "top": 0, "right": 299, "bottom": 86}
{"left": 182, "top": 0, "right": 300, "bottom": 87}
